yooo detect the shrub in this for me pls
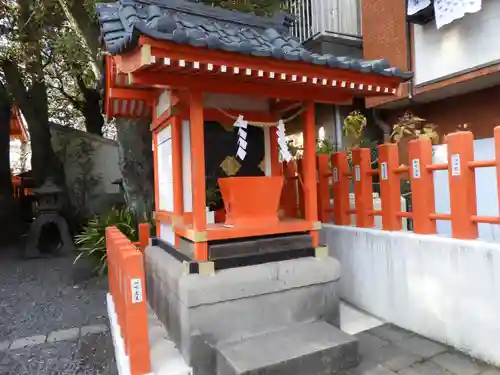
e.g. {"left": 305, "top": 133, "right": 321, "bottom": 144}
{"left": 74, "top": 207, "right": 154, "bottom": 275}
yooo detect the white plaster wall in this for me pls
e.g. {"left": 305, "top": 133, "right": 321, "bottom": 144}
{"left": 322, "top": 224, "right": 500, "bottom": 366}
{"left": 203, "top": 93, "right": 269, "bottom": 111}
{"left": 432, "top": 137, "right": 500, "bottom": 242}
{"left": 414, "top": 0, "right": 500, "bottom": 85}
{"left": 156, "top": 90, "right": 171, "bottom": 118}
{"left": 157, "top": 126, "right": 173, "bottom": 212}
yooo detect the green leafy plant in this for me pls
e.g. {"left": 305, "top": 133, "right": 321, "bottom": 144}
{"left": 391, "top": 111, "right": 439, "bottom": 144}
{"left": 74, "top": 207, "right": 155, "bottom": 275}
{"left": 343, "top": 110, "right": 368, "bottom": 148}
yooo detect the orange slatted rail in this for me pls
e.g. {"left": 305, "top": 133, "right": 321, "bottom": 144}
{"left": 321, "top": 127, "right": 500, "bottom": 240}
{"left": 106, "top": 226, "right": 150, "bottom": 375}
{"left": 282, "top": 161, "right": 299, "bottom": 218}
{"left": 296, "top": 158, "right": 305, "bottom": 218}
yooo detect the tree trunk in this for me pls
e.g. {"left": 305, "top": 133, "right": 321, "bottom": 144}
{"left": 1, "top": 60, "right": 65, "bottom": 188}
{"left": 115, "top": 117, "right": 154, "bottom": 221}
{"left": 77, "top": 77, "right": 103, "bottom": 136}
{"left": 0, "top": 84, "right": 19, "bottom": 243}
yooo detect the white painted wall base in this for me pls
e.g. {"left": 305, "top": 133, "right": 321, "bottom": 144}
{"left": 322, "top": 224, "right": 500, "bottom": 366}
{"left": 107, "top": 293, "right": 132, "bottom": 375}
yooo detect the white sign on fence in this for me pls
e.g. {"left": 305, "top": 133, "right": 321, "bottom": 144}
{"left": 451, "top": 154, "right": 461, "bottom": 176}
{"left": 381, "top": 162, "right": 388, "bottom": 180}
{"left": 412, "top": 159, "right": 421, "bottom": 179}
{"left": 333, "top": 167, "right": 339, "bottom": 183}
{"left": 354, "top": 165, "right": 361, "bottom": 182}
{"left": 131, "top": 278, "right": 143, "bottom": 304}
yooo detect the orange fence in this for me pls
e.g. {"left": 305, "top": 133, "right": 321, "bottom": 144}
{"left": 317, "top": 129, "right": 500, "bottom": 240}
{"left": 106, "top": 226, "right": 150, "bottom": 375}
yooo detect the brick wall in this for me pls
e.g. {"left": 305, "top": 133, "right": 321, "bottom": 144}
{"left": 362, "top": 0, "right": 410, "bottom": 108}
{"left": 385, "top": 85, "right": 500, "bottom": 164}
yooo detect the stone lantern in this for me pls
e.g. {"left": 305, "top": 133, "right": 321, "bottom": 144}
{"left": 24, "top": 178, "right": 74, "bottom": 258}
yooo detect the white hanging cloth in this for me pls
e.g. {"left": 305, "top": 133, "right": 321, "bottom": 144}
{"left": 276, "top": 120, "right": 292, "bottom": 162}
{"left": 407, "top": 0, "right": 431, "bottom": 16}
{"left": 434, "top": 0, "right": 482, "bottom": 29}
{"left": 233, "top": 115, "right": 248, "bottom": 160}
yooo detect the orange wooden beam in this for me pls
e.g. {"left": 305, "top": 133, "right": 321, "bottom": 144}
{"left": 108, "top": 88, "right": 156, "bottom": 102}
{"left": 130, "top": 70, "right": 353, "bottom": 104}
{"left": 140, "top": 37, "right": 404, "bottom": 89}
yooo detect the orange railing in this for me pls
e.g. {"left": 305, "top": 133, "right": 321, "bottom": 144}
{"left": 317, "top": 128, "right": 500, "bottom": 240}
{"left": 106, "top": 226, "right": 150, "bottom": 375}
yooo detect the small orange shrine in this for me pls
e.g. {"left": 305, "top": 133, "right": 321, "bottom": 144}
{"left": 96, "top": 0, "right": 411, "bottom": 266}
{"left": 10, "top": 106, "right": 31, "bottom": 198}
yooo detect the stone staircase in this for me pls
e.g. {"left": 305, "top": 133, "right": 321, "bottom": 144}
{"left": 215, "top": 321, "right": 359, "bottom": 375}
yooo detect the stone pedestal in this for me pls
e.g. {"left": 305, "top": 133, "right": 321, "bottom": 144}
{"left": 145, "top": 246, "right": 355, "bottom": 375}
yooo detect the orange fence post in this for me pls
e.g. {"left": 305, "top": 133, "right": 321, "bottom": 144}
{"left": 331, "top": 152, "right": 351, "bottom": 225}
{"left": 446, "top": 131, "right": 478, "bottom": 239}
{"left": 352, "top": 148, "right": 374, "bottom": 228}
{"left": 123, "top": 249, "right": 151, "bottom": 375}
{"left": 378, "top": 143, "right": 401, "bottom": 230}
{"left": 495, "top": 127, "right": 500, "bottom": 217}
{"left": 317, "top": 154, "right": 332, "bottom": 222}
{"left": 138, "top": 223, "right": 150, "bottom": 252}
{"left": 408, "top": 138, "right": 436, "bottom": 234}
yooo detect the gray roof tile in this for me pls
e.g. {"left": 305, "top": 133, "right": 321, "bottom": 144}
{"left": 95, "top": 0, "right": 413, "bottom": 80}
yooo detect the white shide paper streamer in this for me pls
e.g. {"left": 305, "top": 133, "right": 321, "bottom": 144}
{"left": 234, "top": 115, "right": 248, "bottom": 160}
{"left": 276, "top": 119, "right": 292, "bottom": 162}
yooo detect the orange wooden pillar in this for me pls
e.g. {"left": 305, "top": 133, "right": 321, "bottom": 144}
{"left": 281, "top": 161, "right": 298, "bottom": 217}
{"left": 408, "top": 138, "right": 436, "bottom": 234}
{"left": 447, "top": 131, "right": 478, "bottom": 239}
{"left": 189, "top": 91, "right": 208, "bottom": 260}
{"left": 378, "top": 143, "right": 401, "bottom": 230}
{"left": 302, "top": 102, "right": 319, "bottom": 246}
{"left": 352, "top": 148, "right": 374, "bottom": 228}
{"left": 297, "top": 159, "right": 305, "bottom": 218}
{"left": 171, "top": 116, "right": 184, "bottom": 248}
{"left": 317, "top": 154, "right": 332, "bottom": 222}
{"left": 331, "top": 152, "right": 350, "bottom": 225}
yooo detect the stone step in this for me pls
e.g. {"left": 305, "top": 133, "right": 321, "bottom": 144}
{"left": 215, "top": 321, "right": 359, "bottom": 375}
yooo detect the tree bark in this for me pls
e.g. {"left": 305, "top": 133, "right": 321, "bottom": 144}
{"left": 76, "top": 76, "right": 104, "bottom": 136}
{"left": 1, "top": 60, "right": 65, "bottom": 188}
{"left": 115, "top": 117, "right": 154, "bottom": 221}
{"left": 0, "top": 84, "right": 19, "bottom": 243}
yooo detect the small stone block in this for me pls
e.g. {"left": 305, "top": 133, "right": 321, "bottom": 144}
{"left": 395, "top": 336, "right": 447, "bottom": 358}
{"left": 198, "top": 261, "right": 215, "bottom": 276}
{"left": 411, "top": 361, "right": 453, "bottom": 375}
{"left": 47, "top": 327, "right": 80, "bottom": 343}
{"left": 355, "top": 332, "right": 390, "bottom": 355}
{"left": 81, "top": 324, "right": 109, "bottom": 336}
{"left": 369, "top": 324, "right": 414, "bottom": 343}
{"left": 366, "top": 344, "right": 422, "bottom": 372}
{"left": 0, "top": 341, "right": 10, "bottom": 352}
{"left": 10, "top": 335, "right": 46, "bottom": 349}
{"left": 432, "top": 352, "right": 482, "bottom": 375}
{"left": 315, "top": 245, "right": 328, "bottom": 259}
{"left": 183, "top": 261, "right": 190, "bottom": 275}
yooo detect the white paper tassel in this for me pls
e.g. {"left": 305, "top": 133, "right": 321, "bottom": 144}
{"left": 234, "top": 115, "right": 248, "bottom": 160}
{"left": 276, "top": 120, "right": 292, "bottom": 162}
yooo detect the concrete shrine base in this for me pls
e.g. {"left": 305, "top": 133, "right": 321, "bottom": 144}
{"left": 144, "top": 244, "right": 360, "bottom": 375}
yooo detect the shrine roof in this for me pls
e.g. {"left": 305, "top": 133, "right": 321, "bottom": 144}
{"left": 95, "top": 0, "right": 412, "bottom": 80}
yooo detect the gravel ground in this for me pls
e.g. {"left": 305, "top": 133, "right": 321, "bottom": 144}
{"left": 0, "top": 246, "right": 117, "bottom": 375}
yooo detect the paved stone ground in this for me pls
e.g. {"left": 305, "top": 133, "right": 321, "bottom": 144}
{"left": 348, "top": 324, "right": 500, "bottom": 375}
{"left": 0, "top": 247, "right": 117, "bottom": 375}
